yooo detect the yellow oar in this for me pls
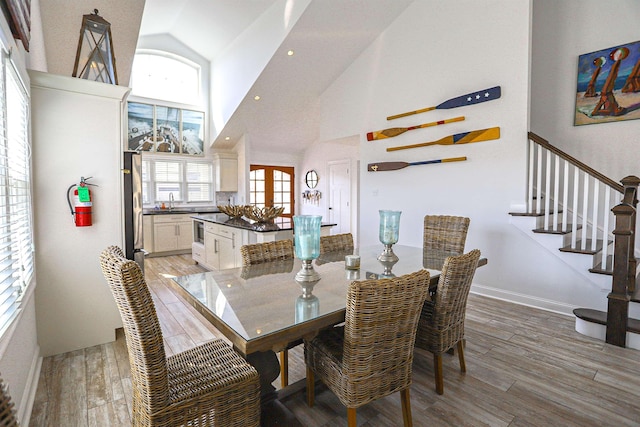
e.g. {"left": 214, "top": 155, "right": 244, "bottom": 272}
{"left": 367, "top": 116, "right": 465, "bottom": 141}
{"left": 386, "top": 127, "right": 500, "bottom": 152}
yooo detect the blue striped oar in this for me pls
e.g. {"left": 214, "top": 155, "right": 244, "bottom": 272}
{"left": 367, "top": 156, "right": 467, "bottom": 172}
{"left": 386, "top": 127, "right": 500, "bottom": 152}
{"left": 387, "top": 86, "right": 501, "bottom": 120}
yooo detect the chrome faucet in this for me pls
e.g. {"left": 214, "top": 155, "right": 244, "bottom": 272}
{"left": 169, "top": 192, "right": 174, "bottom": 211}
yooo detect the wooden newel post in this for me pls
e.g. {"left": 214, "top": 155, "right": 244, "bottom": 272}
{"left": 621, "top": 176, "right": 639, "bottom": 294}
{"left": 606, "top": 176, "right": 640, "bottom": 347}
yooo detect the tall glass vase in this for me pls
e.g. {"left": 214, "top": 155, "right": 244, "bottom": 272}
{"left": 294, "top": 215, "right": 322, "bottom": 281}
{"left": 378, "top": 210, "right": 401, "bottom": 262}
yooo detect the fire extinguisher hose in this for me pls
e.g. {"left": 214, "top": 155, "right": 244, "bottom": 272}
{"left": 66, "top": 183, "right": 77, "bottom": 217}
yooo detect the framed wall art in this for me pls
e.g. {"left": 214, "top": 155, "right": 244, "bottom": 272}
{"left": 127, "top": 101, "right": 205, "bottom": 155}
{"left": 575, "top": 40, "right": 640, "bottom": 126}
{"left": 181, "top": 109, "right": 204, "bottom": 155}
{"left": 127, "top": 102, "right": 155, "bottom": 151}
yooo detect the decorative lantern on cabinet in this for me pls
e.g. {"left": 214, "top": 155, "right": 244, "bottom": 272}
{"left": 72, "top": 9, "right": 118, "bottom": 85}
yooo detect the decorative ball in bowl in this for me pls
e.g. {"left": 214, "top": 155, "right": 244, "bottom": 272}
{"left": 217, "top": 205, "right": 247, "bottom": 219}
{"left": 244, "top": 206, "right": 285, "bottom": 223}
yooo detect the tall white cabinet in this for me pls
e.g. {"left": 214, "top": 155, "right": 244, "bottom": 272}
{"left": 30, "top": 71, "right": 128, "bottom": 356}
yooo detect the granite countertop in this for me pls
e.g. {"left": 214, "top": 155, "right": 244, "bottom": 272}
{"left": 143, "top": 207, "right": 221, "bottom": 215}
{"left": 192, "top": 213, "right": 336, "bottom": 233}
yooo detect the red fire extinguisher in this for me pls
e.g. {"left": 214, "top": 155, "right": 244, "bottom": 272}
{"left": 67, "top": 177, "right": 96, "bottom": 227}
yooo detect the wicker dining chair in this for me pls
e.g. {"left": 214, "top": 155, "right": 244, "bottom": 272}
{"left": 99, "top": 246, "right": 260, "bottom": 427}
{"left": 239, "top": 239, "right": 295, "bottom": 387}
{"left": 414, "top": 249, "right": 481, "bottom": 395}
{"left": 240, "top": 239, "right": 294, "bottom": 265}
{"left": 423, "top": 215, "right": 470, "bottom": 255}
{"left": 423, "top": 215, "right": 470, "bottom": 317}
{"left": 0, "top": 373, "right": 18, "bottom": 427}
{"left": 304, "top": 269, "right": 431, "bottom": 427}
{"left": 319, "top": 233, "right": 354, "bottom": 254}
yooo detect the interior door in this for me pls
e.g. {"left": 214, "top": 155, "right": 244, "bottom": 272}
{"left": 328, "top": 160, "right": 351, "bottom": 234}
{"left": 249, "top": 165, "right": 295, "bottom": 219}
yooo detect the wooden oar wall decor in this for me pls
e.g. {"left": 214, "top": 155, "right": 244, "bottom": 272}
{"left": 367, "top": 156, "right": 467, "bottom": 172}
{"left": 386, "top": 127, "right": 500, "bottom": 152}
{"left": 386, "top": 86, "right": 501, "bottom": 120}
{"left": 366, "top": 115, "right": 464, "bottom": 141}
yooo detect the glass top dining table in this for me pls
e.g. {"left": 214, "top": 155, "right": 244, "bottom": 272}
{"left": 170, "top": 244, "right": 487, "bottom": 357}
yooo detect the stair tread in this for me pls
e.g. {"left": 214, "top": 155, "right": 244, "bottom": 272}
{"left": 509, "top": 210, "right": 562, "bottom": 217}
{"left": 532, "top": 224, "right": 581, "bottom": 235}
{"left": 573, "top": 308, "right": 640, "bottom": 334}
{"left": 560, "top": 239, "right": 612, "bottom": 255}
{"left": 589, "top": 255, "right": 614, "bottom": 275}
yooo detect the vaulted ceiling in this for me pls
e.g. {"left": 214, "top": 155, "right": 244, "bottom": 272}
{"left": 138, "top": 0, "right": 414, "bottom": 153}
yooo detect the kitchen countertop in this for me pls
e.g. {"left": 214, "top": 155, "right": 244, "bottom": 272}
{"left": 192, "top": 213, "right": 336, "bottom": 233}
{"left": 143, "top": 207, "right": 221, "bottom": 215}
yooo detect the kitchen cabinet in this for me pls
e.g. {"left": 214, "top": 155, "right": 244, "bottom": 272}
{"left": 201, "top": 222, "right": 247, "bottom": 270}
{"left": 151, "top": 214, "right": 193, "bottom": 253}
{"left": 214, "top": 152, "right": 238, "bottom": 192}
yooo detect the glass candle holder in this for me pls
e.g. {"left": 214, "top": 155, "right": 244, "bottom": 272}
{"left": 378, "top": 210, "right": 401, "bottom": 262}
{"left": 295, "top": 278, "right": 320, "bottom": 323}
{"left": 294, "top": 215, "right": 322, "bottom": 281}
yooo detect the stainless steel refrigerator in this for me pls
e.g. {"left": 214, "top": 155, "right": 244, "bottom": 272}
{"left": 123, "top": 151, "right": 145, "bottom": 271}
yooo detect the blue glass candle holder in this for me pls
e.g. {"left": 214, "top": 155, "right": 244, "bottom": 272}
{"left": 378, "top": 210, "right": 401, "bottom": 262}
{"left": 294, "top": 215, "right": 322, "bottom": 281}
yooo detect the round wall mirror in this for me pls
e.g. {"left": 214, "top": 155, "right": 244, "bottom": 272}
{"left": 305, "top": 170, "right": 319, "bottom": 188}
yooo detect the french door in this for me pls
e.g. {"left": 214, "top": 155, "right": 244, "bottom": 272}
{"left": 249, "top": 165, "right": 295, "bottom": 220}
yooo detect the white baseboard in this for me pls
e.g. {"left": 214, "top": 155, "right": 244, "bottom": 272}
{"left": 471, "top": 283, "right": 576, "bottom": 316}
{"left": 17, "top": 347, "right": 41, "bottom": 426}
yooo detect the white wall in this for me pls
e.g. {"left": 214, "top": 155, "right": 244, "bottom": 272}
{"left": 531, "top": 0, "right": 640, "bottom": 181}
{"left": 30, "top": 72, "right": 128, "bottom": 356}
{"left": 313, "top": 0, "right": 605, "bottom": 314}
{"left": 299, "top": 135, "right": 359, "bottom": 241}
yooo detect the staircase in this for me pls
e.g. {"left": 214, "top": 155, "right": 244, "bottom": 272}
{"left": 510, "top": 132, "right": 640, "bottom": 348}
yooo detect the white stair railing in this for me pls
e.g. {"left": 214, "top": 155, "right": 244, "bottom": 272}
{"left": 527, "top": 132, "right": 623, "bottom": 271}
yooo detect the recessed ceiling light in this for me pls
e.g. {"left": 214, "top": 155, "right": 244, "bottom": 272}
{"left": 224, "top": 136, "right": 230, "bottom": 141}
{"left": 287, "top": 50, "right": 294, "bottom": 56}
{"left": 254, "top": 95, "right": 261, "bottom": 101}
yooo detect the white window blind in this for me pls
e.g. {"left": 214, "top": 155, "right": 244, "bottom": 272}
{"left": 186, "top": 162, "right": 212, "bottom": 202}
{"left": 0, "top": 49, "right": 34, "bottom": 335}
{"left": 143, "top": 158, "right": 212, "bottom": 205}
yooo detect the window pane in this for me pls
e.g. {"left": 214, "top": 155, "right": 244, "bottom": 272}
{"left": 130, "top": 53, "right": 200, "bottom": 105}
{"left": 187, "top": 162, "right": 212, "bottom": 182}
{"left": 155, "top": 161, "right": 181, "bottom": 181}
{"left": 156, "top": 183, "right": 181, "bottom": 201}
{"left": 188, "top": 183, "right": 211, "bottom": 202}
{"left": 0, "top": 54, "right": 34, "bottom": 334}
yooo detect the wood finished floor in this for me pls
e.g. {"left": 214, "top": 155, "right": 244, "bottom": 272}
{"left": 29, "top": 254, "right": 640, "bottom": 426}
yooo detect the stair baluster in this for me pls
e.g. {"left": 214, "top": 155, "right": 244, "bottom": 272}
{"left": 525, "top": 132, "right": 623, "bottom": 272}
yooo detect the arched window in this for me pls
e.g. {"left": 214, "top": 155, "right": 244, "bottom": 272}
{"left": 130, "top": 51, "right": 201, "bottom": 105}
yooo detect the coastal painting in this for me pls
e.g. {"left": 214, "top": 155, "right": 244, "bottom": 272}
{"left": 156, "top": 106, "right": 181, "bottom": 153}
{"left": 575, "top": 40, "right": 640, "bottom": 126}
{"left": 127, "top": 102, "right": 155, "bottom": 151}
{"left": 126, "top": 102, "right": 204, "bottom": 155}
{"left": 181, "top": 109, "right": 204, "bottom": 155}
